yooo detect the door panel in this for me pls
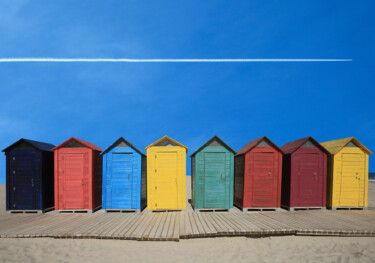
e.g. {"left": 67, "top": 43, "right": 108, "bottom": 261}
{"left": 340, "top": 153, "right": 364, "bottom": 206}
{"left": 250, "top": 152, "right": 276, "bottom": 207}
{"left": 62, "top": 153, "right": 86, "bottom": 209}
{"left": 109, "top": 153, "right": 133, "bottom": 209}
{"left": 9, "top": 150, "right": 37, "bottom": 210}
{"left": 203, "top": 152, "right": 226, "bottom": 208}
{"left": 155, "top": 152, "right": 178, "bottom": 209}
{"left": 297, "top": 153, "right": 321, "bottom": 206}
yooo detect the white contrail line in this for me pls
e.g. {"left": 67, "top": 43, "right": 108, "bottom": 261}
{"left": 0, "top": 58, "right": 352, "bottom": 63}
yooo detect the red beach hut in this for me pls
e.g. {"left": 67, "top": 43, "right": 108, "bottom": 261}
{"left": 280, "top": 137, "right": 328, "bottom": 211}
{"left": 53, "top": 137, "right": 102, "bottom": 213}
{"left": 234, "top": 136, "right": 283, "bottom": 211}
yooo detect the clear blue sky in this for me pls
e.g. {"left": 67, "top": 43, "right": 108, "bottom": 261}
{"left": 0, "top": 1, "right": 374, "bottom": 184}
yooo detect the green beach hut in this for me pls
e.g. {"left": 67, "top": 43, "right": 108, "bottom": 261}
{"left": 190, "top": 136, "right": 235, "bottom": 211}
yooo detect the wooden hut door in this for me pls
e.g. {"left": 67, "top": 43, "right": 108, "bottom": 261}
{"left": 340, "top": 153, "right": 365, "bottom": 206}
{"left": 9, "top": 149, "right": 37, "bottom": 210}
{"left": 110, "top": 153, "right": 133, "bottom": 209}
{"left": 203, "top": 152, "right": 227, "bottom": 208}
{"left": 296, "top": 153, "right": 321, "bottom": 206}
{"left": 61, "top": 153, "right": 87, "bottom": 209}
{"left": 250, "top": 152, "right": 276, "bottom": 207}
{"left": 154, "top": 152, "right": 178, "bottom": 209}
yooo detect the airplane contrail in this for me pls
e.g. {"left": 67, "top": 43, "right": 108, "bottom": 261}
{"left": 0, "top": 58, "right": 352, "bottom": 63}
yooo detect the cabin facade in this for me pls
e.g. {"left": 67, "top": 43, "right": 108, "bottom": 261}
{"left": 321, "top": 137, "right": 372, "bottom": 209}
{"left": 281, "top": 137, "right": 328, "bottom": 210}
{"left": 146, "top": 136, "right": 187, "bottom": 210}
{"left": 191, "top": 136, "right": 235, "bottom": 211}
{"left": 53, "top": 137, "right": 102, "bottom": 213}
{"left": 101, "top": 137, "right": 146, "bottom": 212}
{"left": 234, "top": 136, "right": 283, "bottom": 211}
{"left": 3, "top": 139, "right": 55, "bottom": 213}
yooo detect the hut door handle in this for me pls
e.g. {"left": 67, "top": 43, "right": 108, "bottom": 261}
{"left": 128, "top": 173, "right": 130, "bottom": 180}
{"left": 221, "top": 173, "right": 223, "bottom": 180}
{"left": 13, "top": 187, "right": 15, "bottom": 191}
{"left": 269, "top": 172, "right": 271, "bottom": 178}
{"left": 314, "top": 172, "right": 317, "bottom": 180}
{"left": 81, "top": 179, "right": 84, "bottom": 186}
{"left": 31, "top": 179, "right": 34, "bottom": 187}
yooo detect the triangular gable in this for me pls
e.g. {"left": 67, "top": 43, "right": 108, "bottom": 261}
{"left": 236, "top": 136, "right": 283, "bottom": 156}
{"left": 101, "top": 137, "right": 146, "bottom": 156}
{"left": 281, "top": 136, "right": 328, "bottom": 155}
{"left": 146, "top": 136, "right": 188, "bottom": 152}
{"left": 2, "top": 138, "right": 55, "bottom": 152}
{"left": 52, "top": 137, "right": 102, "bottom": 152}
{"left": 320, "top": 137, "right": 372, "bottom": 155}
{"left": 191, "top": 136, "right": 236, "bottom": 157}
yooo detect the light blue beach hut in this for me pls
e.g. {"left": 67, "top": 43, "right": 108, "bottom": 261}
{"left": 101, "top": 137, "right": 146, "bottom": 212}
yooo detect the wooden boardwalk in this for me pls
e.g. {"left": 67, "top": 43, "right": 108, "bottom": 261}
{"left": 0, "top": 209, "right": 375, "bottom": 241}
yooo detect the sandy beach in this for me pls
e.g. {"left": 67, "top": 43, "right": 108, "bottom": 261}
{"left": 0, "top": 180, "right": 374, "bottom": 263}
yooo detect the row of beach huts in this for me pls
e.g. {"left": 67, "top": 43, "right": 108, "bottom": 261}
{"left": 2, "top": 135, "right": 372, "bottom": 213}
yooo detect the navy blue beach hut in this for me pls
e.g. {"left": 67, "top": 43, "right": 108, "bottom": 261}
{"left": 101, "top": 137, "right": 147, "bottom": 212}
{"left": 2, "top": 139, "right": 55, "bottom": 213}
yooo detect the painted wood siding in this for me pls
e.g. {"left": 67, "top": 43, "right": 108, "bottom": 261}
{"left": 328, "top": 147, "right": 368, "bottom": 208}
{"left": 55, "top": 147, "right": 102, "bottom": 211}
{"left": 192, "top": 146, "right": 234, "bottom": 210}
{"left": 147, "top": 146, "right": 186, "bottom": 210}
{"left": 234, "top": 155, "right": 245, "bottom": 208}
{"left": 5, "top": 147, "right": 54, "bottom": 211}
{"left": 283, "top": 147, "right": 327, "bottom": 208}
{"left": 102, "top": 147, "right": 144, "bottom": 210}
{"left": 243, "top": 147, "right": 282, "bottom": 208}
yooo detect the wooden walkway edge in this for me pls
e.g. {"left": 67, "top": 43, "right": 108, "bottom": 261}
{"left": 0, "top": 210, "right": 374, "bottom": 241}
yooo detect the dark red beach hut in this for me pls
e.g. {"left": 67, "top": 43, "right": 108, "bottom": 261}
{"left": 281, "top": 137, "right": 328, "bottom": 211}
{"left": 234, "top": 136, "right": 283, "bottom": 211}
{"left": 53, "top": 137, "right": 102, "bottom": 213}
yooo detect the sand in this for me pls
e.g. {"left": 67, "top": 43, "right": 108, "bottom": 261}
{"left": 0, "top": 180, "right": 374, "bottom": 263}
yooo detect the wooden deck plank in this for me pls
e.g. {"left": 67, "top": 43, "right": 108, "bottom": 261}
{"left": 122, "top": 212, "right": 149, "bottom": 240}
{"left": 108, "top": 213, "right": 138, "bottom": 238}
{"left": 172, "top": 212, "right": 180, "bottom": 241}
{"left": 141, "top": 213, "right": 158, "bottom": 240}
{"left": 153, "top": 212, "right": 168, "bottom": 240}
{"left": 24, "top": 214, "right": 74, "bottom": 237}
{"left": 166, "top": 212, "right": 177, "bottom": 241}
{"left": 205, "top": 212, "right": 227, "bottom": 235}
{"left": 133, "top": 212, "right": 156, "bottom": 240}
{"left": 160, "top": 213, "right": 173, "bottom": 240}
{"left": 188, "top": 212, "right": 200, "bottom": 237}
{"left": 192, "top": 212, "right": 205, "bottom": 236}
{"left": 147, "top": 212, "right": 163, "bottom": 240}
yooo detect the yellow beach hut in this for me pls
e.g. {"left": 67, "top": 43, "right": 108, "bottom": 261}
{"left": 321, "top": 137, "right": 372, "bottom": 209}
{"left": 146, "top": 136, "right": 187, "bottom": 210}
